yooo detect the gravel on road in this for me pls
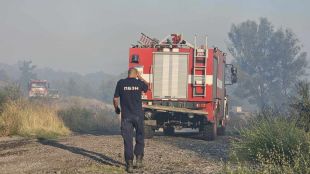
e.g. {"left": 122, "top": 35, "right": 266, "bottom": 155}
{"left": 0, "top": 132, "right": 230, "bottom": 174}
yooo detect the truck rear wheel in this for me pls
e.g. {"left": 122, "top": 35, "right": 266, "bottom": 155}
{"left": 217, "top": 119, "right": 226, "bottom": 136}
{"left": 144, "top": 125, "right": 155, "bottom": 139}
{"left": 163, "top": 126, "right": 175, "bottom": 136}
{"left": 217, "top": 126, "right": 226, "bottom": 136}
{"left": 199, "top": 122, "right": 217, "bottom": 141}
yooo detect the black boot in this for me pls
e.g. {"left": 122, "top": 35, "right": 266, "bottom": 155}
{"left": 136, "top": 155, "right": 143, "bottom": 169}
{"left": 126, "top": 160, "right": 134, "bottom": 173}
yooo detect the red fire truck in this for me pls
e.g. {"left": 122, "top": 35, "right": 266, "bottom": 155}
{"left": 129, "top": 33, "right": 237, "bottom": 140}
{"left": 28, "top": 80, "right": 49, "bottom": 98}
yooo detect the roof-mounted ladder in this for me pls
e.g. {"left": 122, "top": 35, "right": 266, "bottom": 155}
{"left": 193, "top": 36, "right": 208, "bottom": 97}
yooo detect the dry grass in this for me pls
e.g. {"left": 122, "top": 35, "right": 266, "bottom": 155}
{"left": 0, "top": 95, "right": 118, "bottom": 138}
{"left": 0, "top": 99, "right": 70, "bottom": 138}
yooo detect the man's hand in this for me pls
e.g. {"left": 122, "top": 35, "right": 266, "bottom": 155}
{"left": 137, "top": 72, "right": 143, "bottom": 80}
{"left": 115, "top": 106, "right": 121, "bottom": 115}
{"left": 137, "top": 71, "right": 149, "bottom": 92}
{"left": 113, "top": 97, "right": 121, "bottom": 115}
{"left": 137, "top": 72, "right": 147, "bottom": 84}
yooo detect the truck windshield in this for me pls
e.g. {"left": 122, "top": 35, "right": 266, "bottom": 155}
{"left": 31, "top": 83, "right": 47, "bottom": 88}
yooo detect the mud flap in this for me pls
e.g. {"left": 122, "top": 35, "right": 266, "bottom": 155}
{"left": 144, "top": 120, "right": 156, "bottom": 139}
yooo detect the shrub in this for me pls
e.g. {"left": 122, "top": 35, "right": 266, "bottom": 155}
{"left": 0, "top": 90, "right": 6, "bottom": 111}
{"left": 58, "top": 106, "right": 95, "bottom": 132}
{"left": 0, "top": 84, "right": 22, "bottom": 112}
{"left": 3, "top": 84, "right": 22, "bottom": 101}
{"left": 58, "top": 106, "right": 119, "bottom": 133}
{"left": 226, "top": 110, "right": 310, "bottom": 173}
{"left": 291, "top": 81, "right": 310, "bottom": 132}
{"left": 0, "top": 99, "right": 70, "bottom": 138}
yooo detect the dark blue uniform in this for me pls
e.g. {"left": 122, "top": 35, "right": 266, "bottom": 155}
{"left": 114, "top": 77, "right": 148, "bottom": 162}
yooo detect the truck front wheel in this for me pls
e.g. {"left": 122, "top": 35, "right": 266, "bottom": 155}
{"left": 163, "top": 126, "right": 175, "bottom": 136}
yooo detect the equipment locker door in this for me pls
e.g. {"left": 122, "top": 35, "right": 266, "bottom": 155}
{"left": 153, "top": 53, "right": 188, "bottom": 99}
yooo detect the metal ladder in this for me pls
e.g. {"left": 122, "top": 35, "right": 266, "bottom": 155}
{"left": 193, "top": 36, "right": 208, "bottom": 97}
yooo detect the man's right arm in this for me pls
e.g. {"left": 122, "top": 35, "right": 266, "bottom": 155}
{"left": 137, "top": 73, "right": 149, "bottom": 93}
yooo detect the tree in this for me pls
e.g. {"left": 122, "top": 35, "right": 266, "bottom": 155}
{"left": 228, "top": 18, "right": 308, "bottom": 108}
{"left": 99, "top": 71, "right": 126, "bottom": 102}
{"left": 67, "top": 78, "right": 79, "bottom": 96}
{"left": 19, "top": 60, "right": 37, "bottom": 94}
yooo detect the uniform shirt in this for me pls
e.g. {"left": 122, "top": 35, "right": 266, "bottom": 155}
{"left": 114, "top": 78, "right": 148, "bottom": 118}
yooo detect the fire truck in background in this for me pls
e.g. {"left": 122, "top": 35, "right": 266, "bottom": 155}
{"left": 28, "top": 80, "right": 59, "bottom": 99}
{"left": 129, "top": 33, "right": 237, "bottom": 140}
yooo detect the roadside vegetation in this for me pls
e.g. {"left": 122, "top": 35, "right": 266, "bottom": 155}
{"left": 223, "top": 81, "right": 310, "bottom": 174}
{"left": 0, "top": 99, "right": 70, "bottom": 139}
{"left": 0, "top": 85, "right": 118, "bottom": 139}
{"left": 0, "top": 85, "right": 70, "bottom": 138}
{"left": 57, "top": 96, "right": 120, "bottom": 133}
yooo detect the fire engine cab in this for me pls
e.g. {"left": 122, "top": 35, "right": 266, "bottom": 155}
{"left": 129, "top": 33, "right": 237, "bottom": 140}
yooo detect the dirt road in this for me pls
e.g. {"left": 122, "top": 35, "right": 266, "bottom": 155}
{"left": 0, "top": 132, "right": 230, "bottom": 174}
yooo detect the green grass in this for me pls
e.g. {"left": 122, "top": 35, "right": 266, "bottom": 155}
{"left": 223, "top": 111, "right": 310, "bottom": 174}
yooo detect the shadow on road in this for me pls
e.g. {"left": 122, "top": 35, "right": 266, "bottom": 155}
{"left": 37, "top": 138, "right": 124, "bottom": 167}
{"left": 72, "top": 130, "right": 121, "bottom": 136}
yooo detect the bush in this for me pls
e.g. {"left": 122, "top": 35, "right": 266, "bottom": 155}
{"left": 226, "top": 110, "right": 310, "bottom": 174}
{"left": 58, "top": 107, "right": 95, "bottom": 132}
{"left": 0, "top": 84, "right": 22, "bottom": 111}
{"left": 58, "top": 106, "right": 119, "bottom": 133}
{"left": 0, "top": 99, "right": 70, "bottom": 139}
{"left": 0, "top": 90, "right": 6, "bottom": 110}
{"left": 291, "top": 81, "right": 310, "bottom": 132}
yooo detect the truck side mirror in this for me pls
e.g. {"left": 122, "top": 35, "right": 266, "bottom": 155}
{"left": 231, "top": 67, "right": 237, "bottom": 84}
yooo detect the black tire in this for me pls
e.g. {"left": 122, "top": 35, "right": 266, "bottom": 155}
{"left": 163, "top": 126, "right": 175, "bottom": 136}
{"left": 199, "top": 122, "right": 217, "bottom": 141}
{"left": 144, "top": 125, "right": 155, "bottom": 139}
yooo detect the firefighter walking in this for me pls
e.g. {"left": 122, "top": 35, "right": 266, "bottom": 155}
{"left": 113, "top": 68, "right": 148, "bottom": 173}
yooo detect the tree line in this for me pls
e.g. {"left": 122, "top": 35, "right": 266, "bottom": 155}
{"left": 228, "top": 18, "right": 308, "bottom": 109}
{"left": 0, "top": 60, "right": 126, "bottom": 103}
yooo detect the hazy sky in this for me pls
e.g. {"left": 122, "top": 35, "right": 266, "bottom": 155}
{"left": 0, "top": 0, "right": 309, "bottom": 74}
